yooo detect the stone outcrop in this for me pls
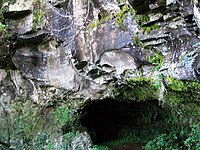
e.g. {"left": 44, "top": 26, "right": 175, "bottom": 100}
{"left": 0, "top": 0, "right": 200, "bottom": 149}
{"left": 0, "top": 0, "right": 199, "bottom": 102}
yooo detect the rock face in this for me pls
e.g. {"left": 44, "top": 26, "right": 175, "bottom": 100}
{"left": 0, "top": 0, "right": 200, "bottom": 104}
{"left": 0, "top": 0, "right": 200, "bottom": 149}
{"left": 194, "top": 0, "right": 200, "bottom": 28}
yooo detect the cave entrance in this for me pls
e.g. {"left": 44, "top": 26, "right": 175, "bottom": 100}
{"left": 80, "top": 99, "right": 170, "bottom": 146}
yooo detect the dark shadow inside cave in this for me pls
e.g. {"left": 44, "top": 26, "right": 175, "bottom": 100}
{"left": 79, "top": 99, "right": 169, "bottom": 145}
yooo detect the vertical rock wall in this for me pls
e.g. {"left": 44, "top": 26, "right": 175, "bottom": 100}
{"left": 0, "top": 0, "right": 199, "bottom": 104}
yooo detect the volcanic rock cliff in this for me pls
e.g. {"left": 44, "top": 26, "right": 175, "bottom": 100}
{"left": 0, "top": 0, "right": 200, "bottom": 149}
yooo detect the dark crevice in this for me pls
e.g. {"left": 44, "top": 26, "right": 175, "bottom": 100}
{"left": 4, "top": 10, "right": 32, "bottom": 19}
{"left": 80, "top": 99, "right": 168, "bottom": 144}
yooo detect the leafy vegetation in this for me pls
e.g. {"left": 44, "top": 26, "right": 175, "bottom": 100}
{"left": 87, "top": 19, "right": 101, "bottom": 29}
{"left": 167, "top": 77, "right": 188, "bottom": 91}
{"left": 148, "top": 49, "right": 163, "bottom": 71}
{"left": 0, "top": 1, "right": 199, "bottom": 149}
{"left": 0, "top": 22, "right": 10, "bottom": 44}
{"left": 32, "top": 0, "right": 45, "bottom": 29}
{"left": 133, "top": 35, "right": 144, "bottom": 46}
{"left": 134, "top": 14, "right": 160, "bottom": 34}
{"left": 118, "top": 79, "right": 156, "bottom": 101}
{"left": 88, "top": 2, "right": 135, "bottom": 30}
{"left": 142, "top": 24, "right": 160, "bottom": 35}
{"left": 145, "top": 122, "right": 200, "bottom": 150}
{"left": 0, "top": 22, "right": 8, "bottom": 32}
{"left": 114, "top": 4, "right": 135, "bottom": 26}
{"left": 0, "top": 99, "right": 86, "bottom": 150}
{"left": 0, "top": 1, "right": 11, "bottom": 47}
{"left": 53, "top": 105, "right": 72, "bottom": 127}
{"left": 135, "top": 14, "right": 149, "bottom": 26}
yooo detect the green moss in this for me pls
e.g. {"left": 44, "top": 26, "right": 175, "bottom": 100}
{"left": 9, "top": 0, "right": 16, "bottom": 5}
{"left": 87, "top": 19, "right": 100, "bottom": 29}
{"left": 113, "top": 85, "right": 145, "bottom": 101}
{"left": 113, "top": 74, "right": 199, "bottom": 112}
{"left": 186, "top": 81, "right": 200, "bottom": 91}
{"left": 126, "top": 76, "right": 150, "bottom": 85}
{"left": 166, "top": 77, "right": 200, "bottom": 95}
{"left": 167, "top": 77, "right": 188, "bottom": 91}
{"left": 112, "top": 76, "right": 159, "bottom": 101}
{"left": 105, "top": 15, "right": 112, "bottom": 23}
{"left": 0, "top": 101, "right": 59, "bottom": 149}
{"left": 126, "top": 87, "right": 147, "bottom": 101}
{"left": 0, "top": 0, "right": 16, "bottom": 8}
{"left": 165, "top": 92, "right": 183, "bottom": 105}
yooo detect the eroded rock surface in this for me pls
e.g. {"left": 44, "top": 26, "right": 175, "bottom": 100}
{"left": 0, "top": 0, "right": 200, "bottom": 149}
{"left": 0, "top": 0, "right": 199, "bottom": 110}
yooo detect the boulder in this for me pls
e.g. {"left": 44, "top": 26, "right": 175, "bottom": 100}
{"left": 8, "top": 0, "right": 33, "bottom": 12}
{"left": 0, "top": 70, "right": 7, "bottom": 82}
{"left": 12, "top": 47, "right": 48, "bottom": 81}
{"left": 99, "top": 50, "right": 139, "bottom": 75}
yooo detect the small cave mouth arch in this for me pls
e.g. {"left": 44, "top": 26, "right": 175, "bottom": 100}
{"left": 79, "top": 99, "right": 170, "bottom": 145}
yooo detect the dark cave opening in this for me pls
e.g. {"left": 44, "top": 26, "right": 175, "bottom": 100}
{"left": 80, "top": 99, "right": 169, "bottom": 145}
